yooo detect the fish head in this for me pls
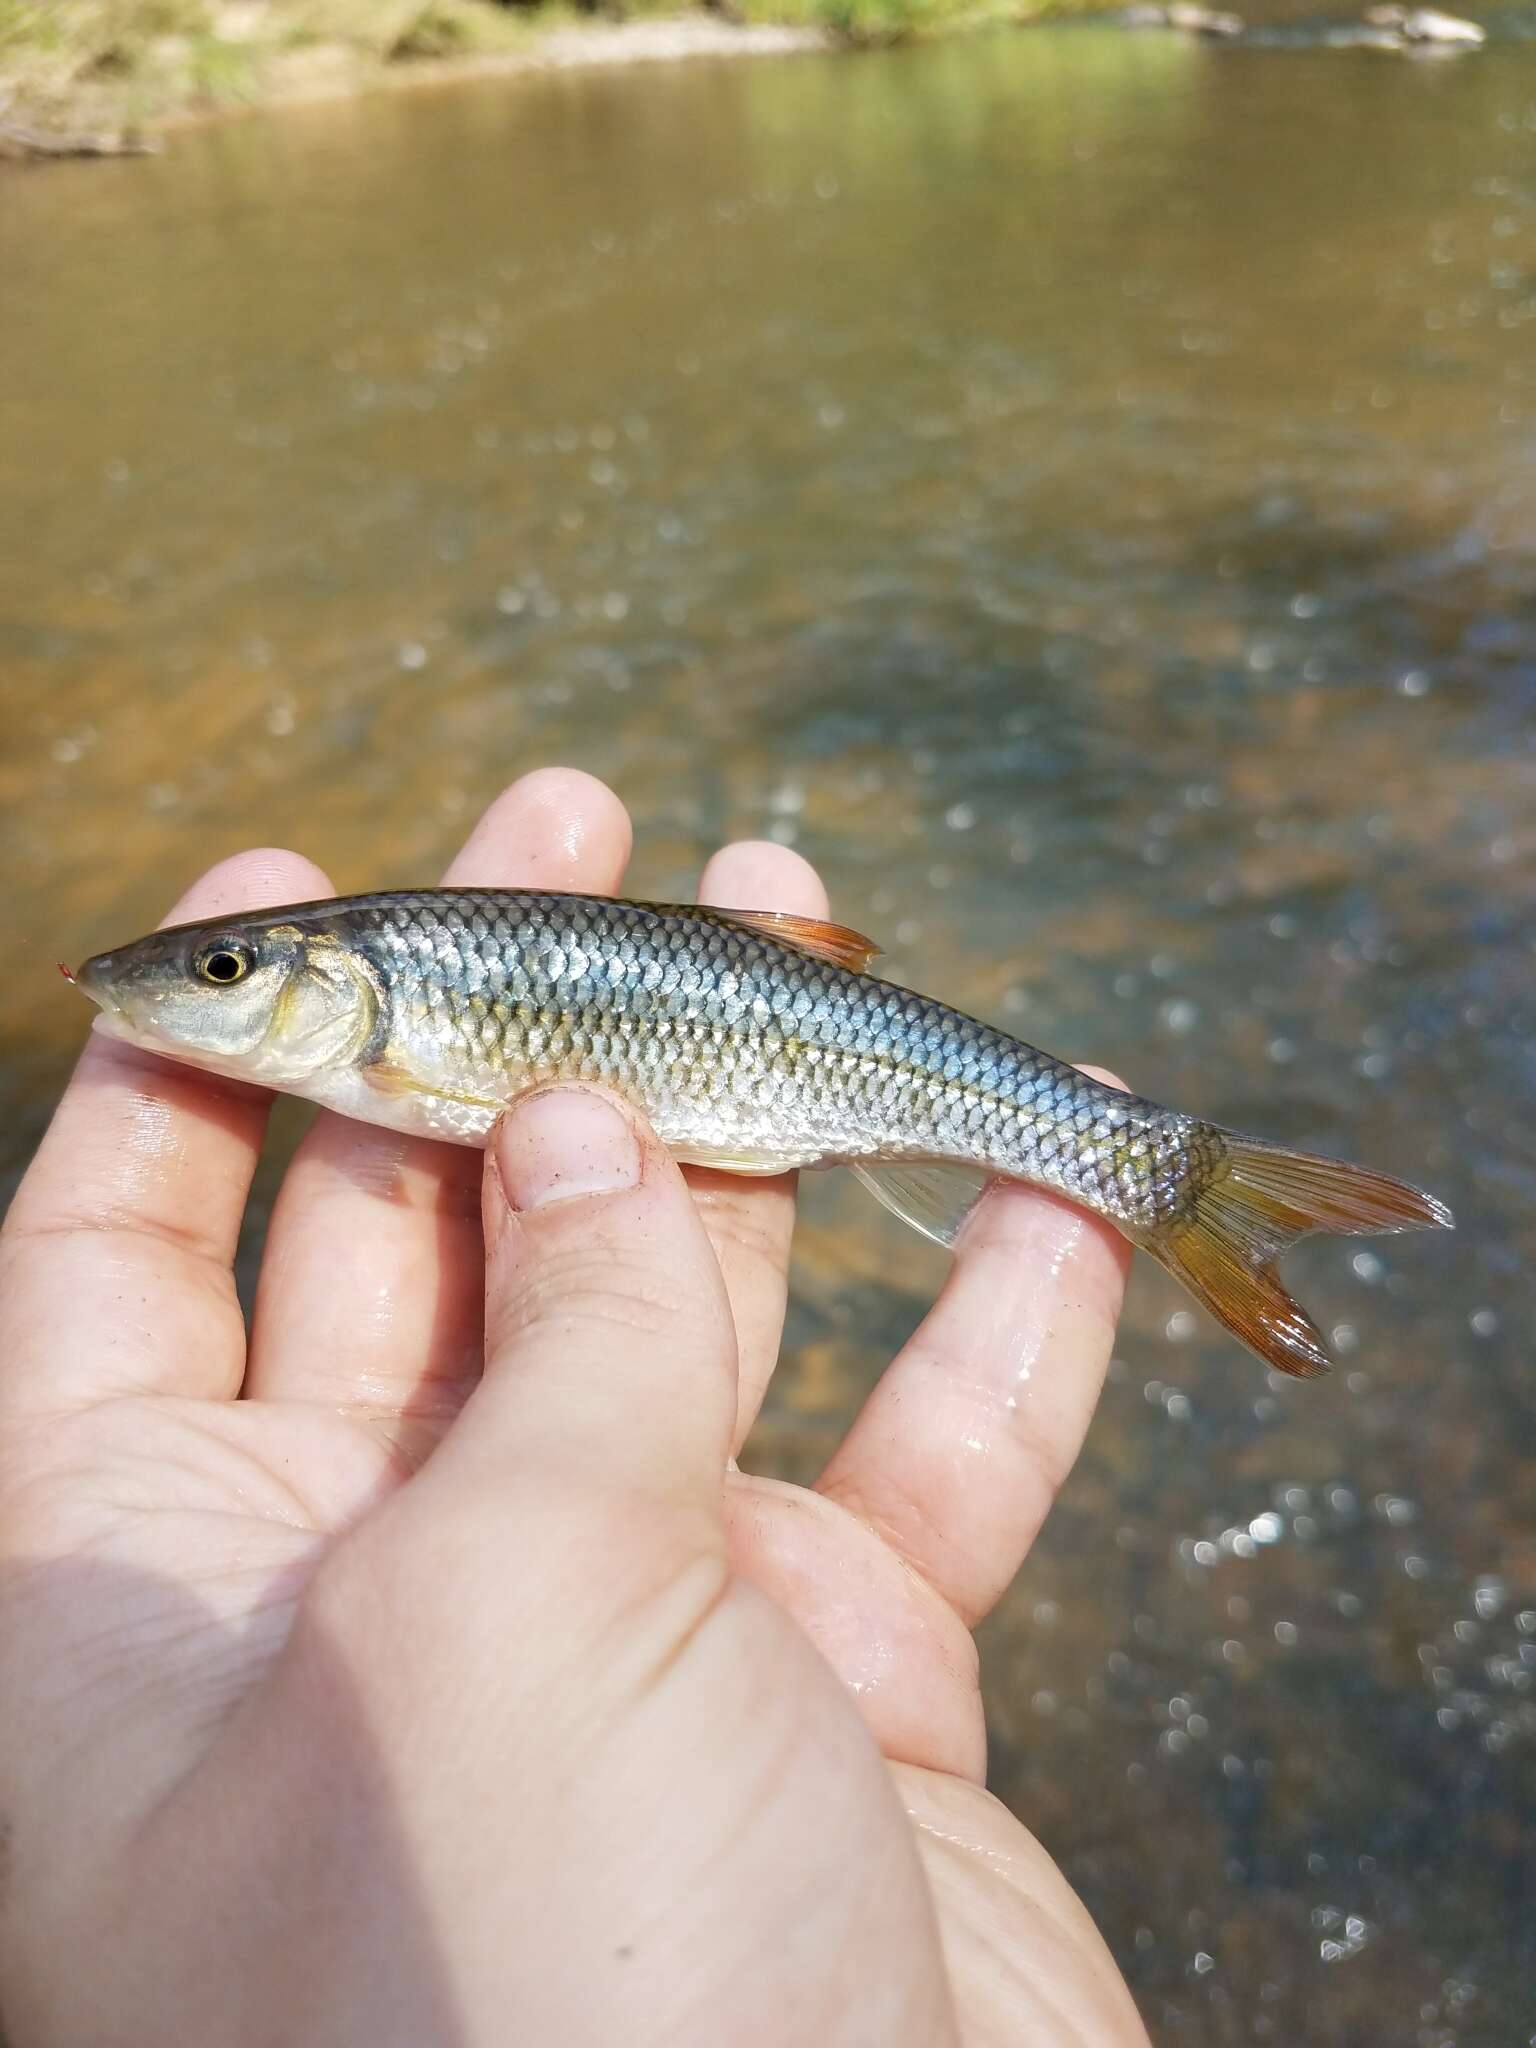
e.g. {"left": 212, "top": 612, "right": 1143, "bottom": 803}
{"left": 74, "top": 913, "right": 380, "bottom": 1087}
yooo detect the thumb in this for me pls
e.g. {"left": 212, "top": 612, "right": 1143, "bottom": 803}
{"left": 446, "top": 1084, "right": 740, "bottom": 1516}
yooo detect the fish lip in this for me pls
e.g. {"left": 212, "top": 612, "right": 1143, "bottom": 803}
{"left": 72, "top": 954, "right": 123, "bottom": 1016}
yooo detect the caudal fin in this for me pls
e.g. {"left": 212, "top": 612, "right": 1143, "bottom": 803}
{"left": 1149, "top": 1137, "right": 1454, "bottom": 1379}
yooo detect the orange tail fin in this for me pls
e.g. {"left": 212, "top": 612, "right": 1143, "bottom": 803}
{"left": 1149, "top": 1138, "right": 1453, "bottom": 1379}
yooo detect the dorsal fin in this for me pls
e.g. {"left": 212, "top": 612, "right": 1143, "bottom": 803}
{"left": 719, "top": 908, "right": 881, "bottom": 973}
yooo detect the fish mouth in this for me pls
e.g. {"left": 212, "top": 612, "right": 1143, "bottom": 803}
{"left": 72, "top": 954, "right": 124, "bottom": 1018}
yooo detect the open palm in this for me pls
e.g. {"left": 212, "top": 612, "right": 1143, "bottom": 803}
{"left": 0, "top": 769, "right": 1147, "bottom": 2046}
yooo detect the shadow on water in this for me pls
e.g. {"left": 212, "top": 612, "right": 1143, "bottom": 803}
{"left": 1, "top": 20, "right": 1533, "bottom": 2041}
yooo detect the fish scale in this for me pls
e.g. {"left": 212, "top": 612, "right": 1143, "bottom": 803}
{"left": 75, "top": 885, "right": 1453, "bottom": 1379}
{"left": 325, "top": 891, "right": 1243, "bottom": 1231}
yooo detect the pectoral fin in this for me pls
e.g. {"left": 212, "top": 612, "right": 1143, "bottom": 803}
{"left": 364, "top": 1060, "right": 505, "bottom": 1112}
{"left": 851, "top": 1161, "right": 994, "bottom": 1248}
{"left": 671, "top": 1140, "right": 814, "bottom": 1176}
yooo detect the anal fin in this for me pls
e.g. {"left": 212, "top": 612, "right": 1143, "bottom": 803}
{"left": 851, "top": 1160, "right": 993, "bottom": 1249}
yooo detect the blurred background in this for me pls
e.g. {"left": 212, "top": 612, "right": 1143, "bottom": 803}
{"left": 2, "top": 3, "right": 1534, "bottom": 2040}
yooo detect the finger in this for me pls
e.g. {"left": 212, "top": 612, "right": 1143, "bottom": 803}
{"left": 244, "top": 769, "right": 632, "bottom": 1415}
{"left": 898, "top": 1766, "right": 1154, "bottom": 2046}
{"left": 685, "top": 839, "right": 830, "bottom": 1450}
{"left": 816, "top": 1069, "right": 1133, "bottom": 1627}
{"left": 0, "top": 849, "right": 333, "bottom": 1416}
{"left": 724, "top": 1473, "right": 986, "bottom": 1782}
{"left": 428, "top": 1084, "right": 737, "bottom": 1523}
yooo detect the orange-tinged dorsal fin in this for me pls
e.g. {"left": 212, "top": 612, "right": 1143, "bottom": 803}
{"left": 718, "top": 908, "right": 881, "bottom": 973}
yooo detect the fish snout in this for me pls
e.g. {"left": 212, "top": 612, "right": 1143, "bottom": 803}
{"left": 72, "top": 952, "right": 124, "bottom": 1014}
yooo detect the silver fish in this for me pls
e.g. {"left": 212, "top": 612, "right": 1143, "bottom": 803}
{"left": 74, "top": 889, "right": 1452, "bottom": 1377}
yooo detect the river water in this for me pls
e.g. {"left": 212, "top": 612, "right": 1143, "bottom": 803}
{"left": 3, "top": 20, "right": 1534, "bottom": 2041}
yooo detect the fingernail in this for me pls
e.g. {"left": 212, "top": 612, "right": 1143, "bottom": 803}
{"left": 497, "top": 1087, "right": 640, "bottom": 1210}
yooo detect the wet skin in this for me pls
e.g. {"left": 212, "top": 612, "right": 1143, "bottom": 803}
{"left": 0, "top": 768, "right": 1149, "bottom": 2047}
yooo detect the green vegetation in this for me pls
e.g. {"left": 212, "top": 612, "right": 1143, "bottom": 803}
{"left": 734, "top": 0, "right": 1008, "bottom": 44}
{"left": 0, "top": 0, "right": 1104, "bottom": 137}
{"left": 0, "top": 3, "right": 532, "bottom": 136}
{"left": 0, "top": 1, "right": 543, "bottom": 127}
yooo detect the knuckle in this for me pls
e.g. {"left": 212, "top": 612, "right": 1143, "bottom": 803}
{"left": 492, "top": 1237, "right": 729, "bottom": 1359}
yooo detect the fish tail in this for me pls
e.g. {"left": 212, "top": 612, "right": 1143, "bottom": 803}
{"left": 1147, "top": 1135, "right": 1454, "bottom": 1379}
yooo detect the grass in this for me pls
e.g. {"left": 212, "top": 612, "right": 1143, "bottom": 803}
{"left": 735, "top": 0, "right": 1011, "bottom": 44}
{"left": 0, "top": 0, "right": 1109, "bottom": 132}
{"left": 0, "top": 1, "right": 543, "bottom": 128}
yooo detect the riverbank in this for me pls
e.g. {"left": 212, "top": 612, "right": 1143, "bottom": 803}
{"left": 0, "top": 0, "right": 1092, "bottom": 149}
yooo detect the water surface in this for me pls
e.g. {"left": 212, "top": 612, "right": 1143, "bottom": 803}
{"left": 2, "top": 24, "right": 1534, "bottom": 2041}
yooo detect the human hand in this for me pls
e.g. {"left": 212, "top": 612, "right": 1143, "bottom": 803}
{"left": 0, "top": 768, "right": 1149, "bottom": 2047}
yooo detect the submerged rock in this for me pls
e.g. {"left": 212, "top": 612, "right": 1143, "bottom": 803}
{"left": 1324, "top": 20, "right": 1412, "bottom": 45}
{"left": 1121, "top": 4, "right": 1244, "bottom": 36}
{"left": 1363, "top": 5, "right": 1485, "bottom": 41}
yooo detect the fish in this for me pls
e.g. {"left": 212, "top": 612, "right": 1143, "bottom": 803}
{"left": 72, "top": 889, "right": 1453, "bottom": 1378}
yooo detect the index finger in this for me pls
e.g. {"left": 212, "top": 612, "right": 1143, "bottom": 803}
{"left": 0, "top": 848, "right": 332, "bottom": 1417}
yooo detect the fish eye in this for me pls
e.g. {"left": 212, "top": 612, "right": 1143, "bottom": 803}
{"left": 193, "top": 939, "right": 255, "bottom": 987}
